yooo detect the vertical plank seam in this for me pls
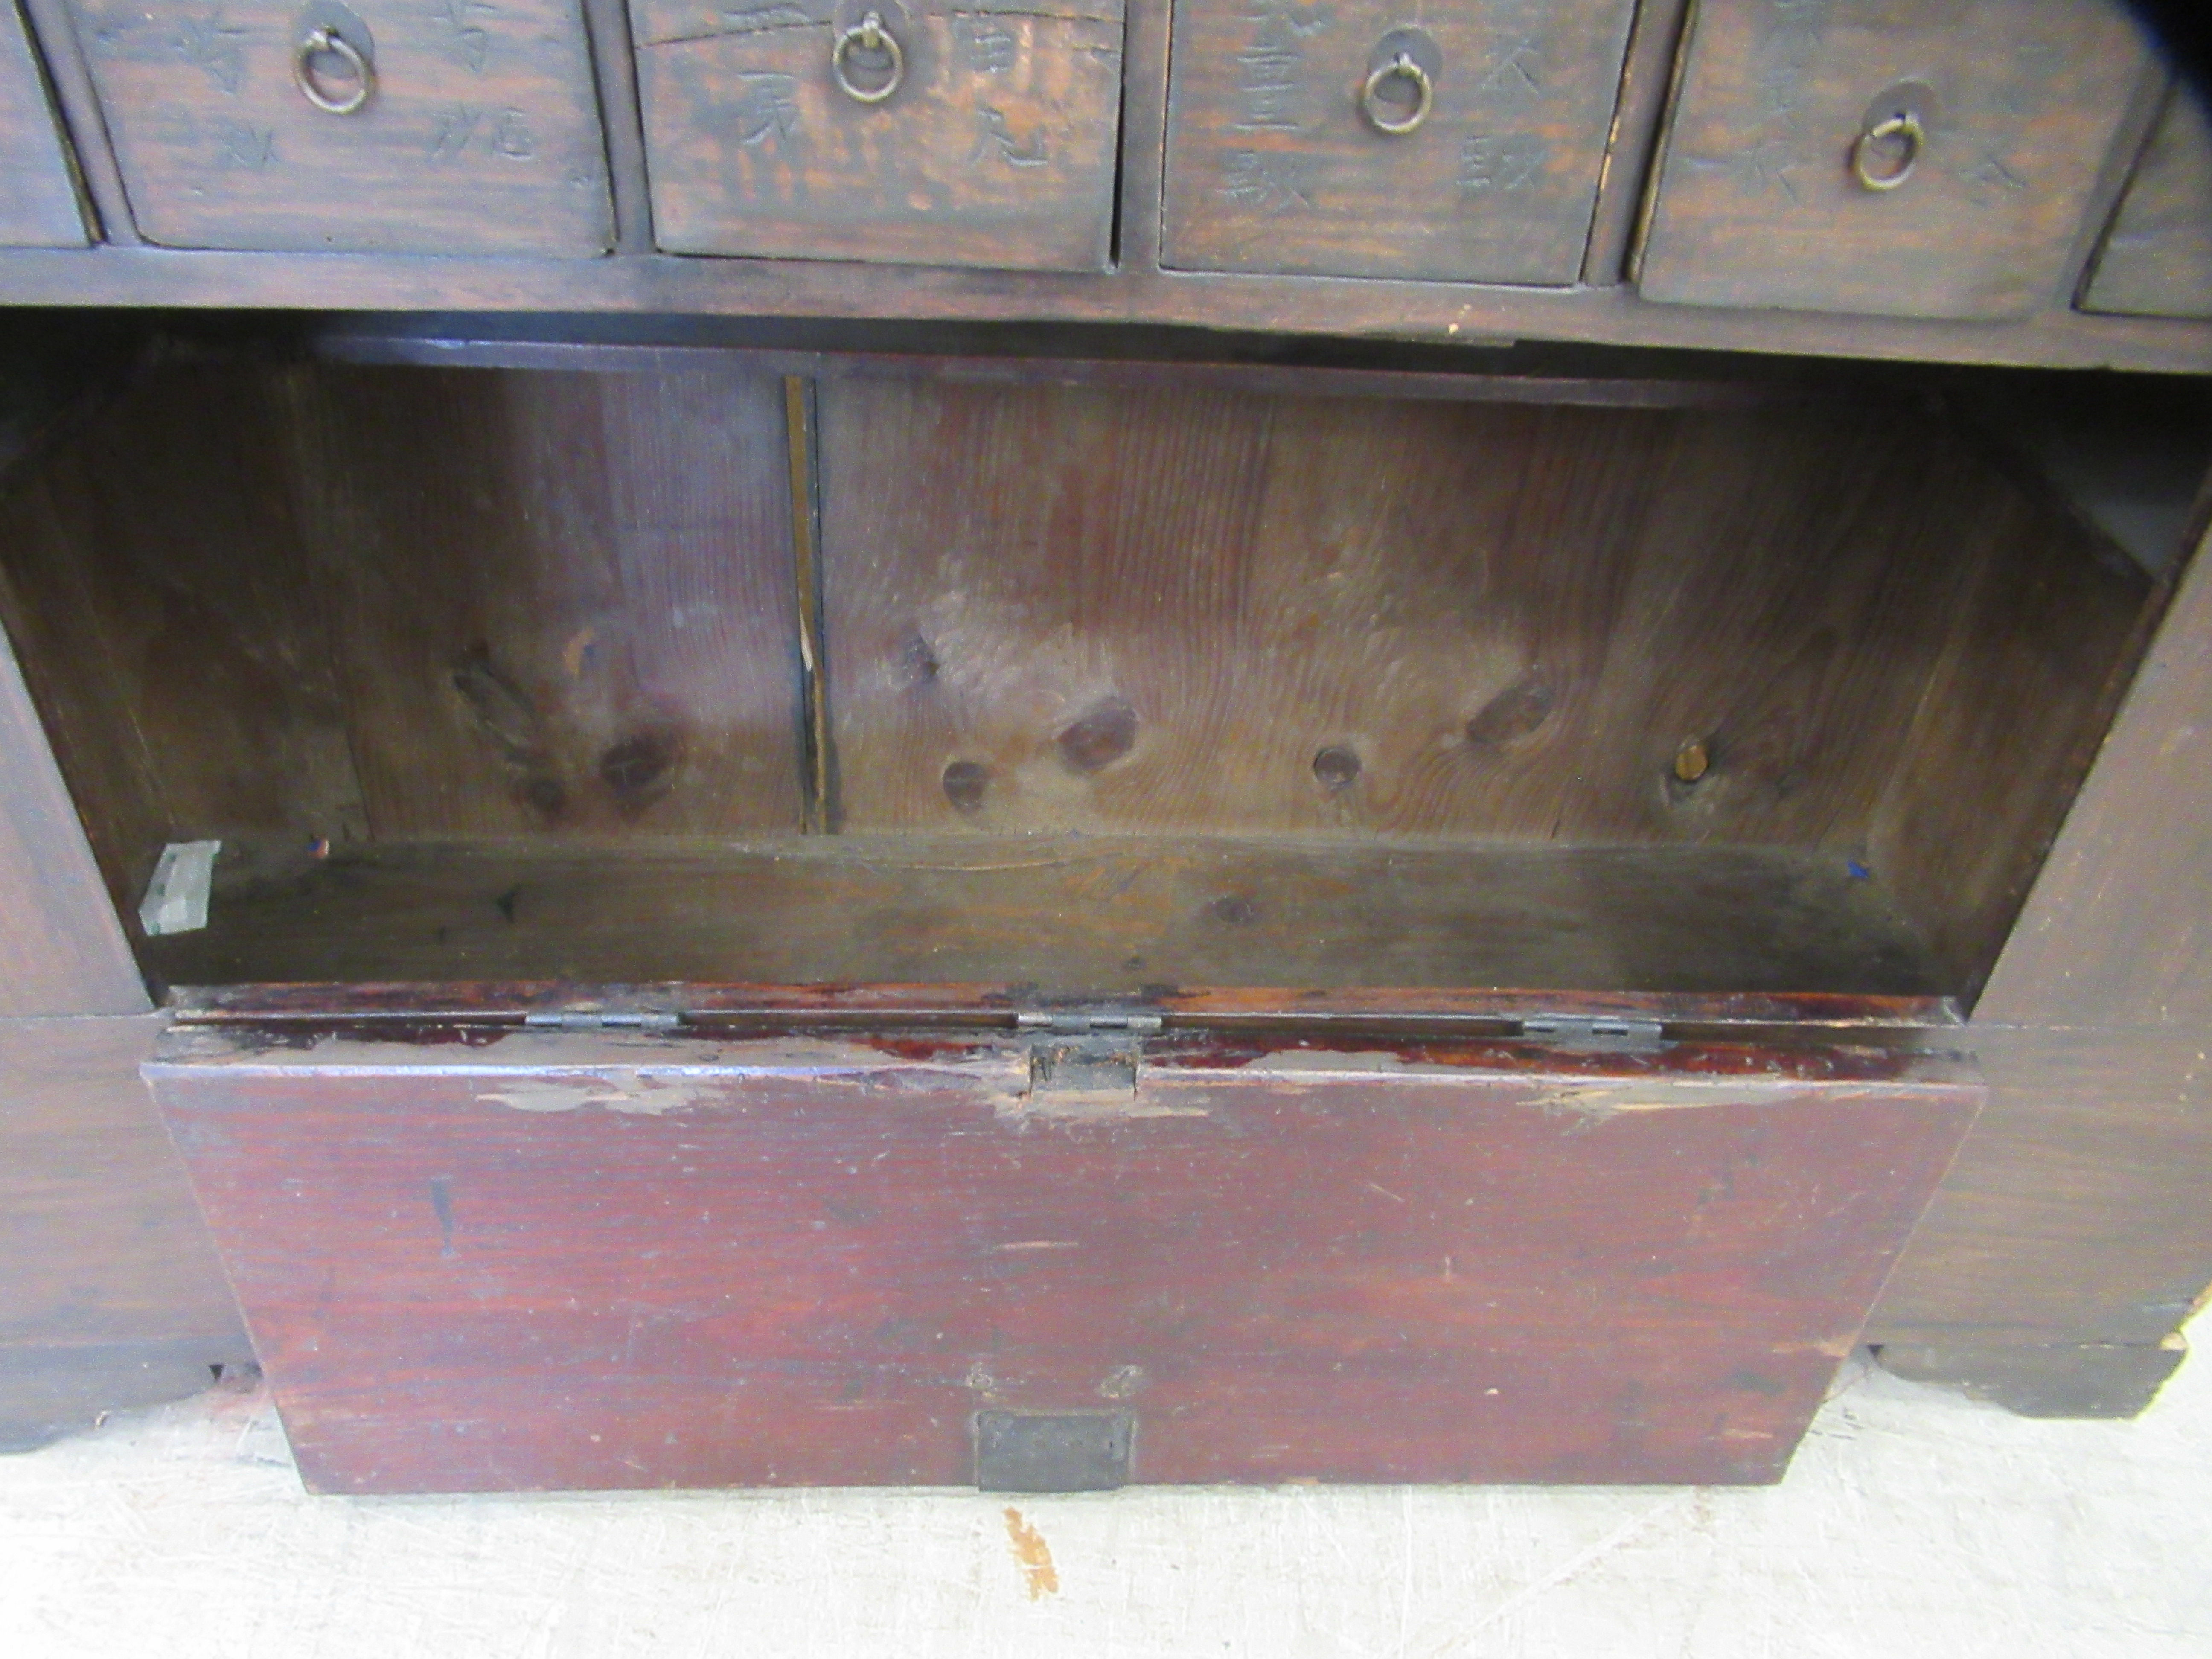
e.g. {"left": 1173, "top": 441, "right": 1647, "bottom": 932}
{"left": 785, "top": 376, "right": 833, "bottom": 835}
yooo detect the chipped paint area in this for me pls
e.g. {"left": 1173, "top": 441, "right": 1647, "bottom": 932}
{"left": 151, "top": 1031, "right": 1029, "bottom": 1117}
{"left": 1526, "top": 1077, "right": 1839, "bottom": 1122}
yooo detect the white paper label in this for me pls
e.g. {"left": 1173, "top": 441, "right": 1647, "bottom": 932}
{"left": 138, "top": 840, "right": 221, "bottom": 937}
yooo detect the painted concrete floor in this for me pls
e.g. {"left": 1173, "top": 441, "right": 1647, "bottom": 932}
{"left": 1, "top": 1330, "right": 2205, "bottom": 1659}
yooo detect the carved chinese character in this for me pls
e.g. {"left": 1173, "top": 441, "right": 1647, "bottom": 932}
{"left": 211, "top": 118, "right": 273, "bottom": 170}
{"left": 973, "top": 107, "right": 1048, "bottom": 168}
{"left": 174, "top": 12, "right": 248, "bottom": 96}
{"left": 1220, "top": 150, "right": 1311, "bottom": 214}
{"left": 960, "top": 17, "right": 1019, "bottom": 74}
{"left": 1233, "top": 9, "right": 1326, "bottom": 133}
{"left": 731, "top": 73, "right": 801, "bottom": 148}
{"left": 1458, "top": 133, "right": 1547, "bottom": 194}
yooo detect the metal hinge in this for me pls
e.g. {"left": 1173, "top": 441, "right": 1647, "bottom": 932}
{"left": 521, "top": 1010, "right": 683, "bottom": 1032}
{"left": 1016, "top": 1010, "right": 1159, "bottom": 1108}
{"left": 1518, "top": 1013, "right": 1667, "bottom": 1053}
{"left": 1014, "top": 1010, "right": 1163, "bottom": 1035}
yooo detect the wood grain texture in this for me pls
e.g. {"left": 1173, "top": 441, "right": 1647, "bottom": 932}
{"left": 274, "top": 365, "right": 808, "bottom": 838}
{"left": 69, "top": 0, "right": 612, "bottom": 253}
{"left": 1161, "top": 0, "right": 1636, "bottom": 282}
{"left": 0, "top": 363, "right": 365, "bottom": 922}
{"left": 635, "top": 0, "right": 1123, "bottom": 270}
{"left": 1868, "top": 1026, "right": 2212, "bottom": 1355}
{"left": 2084, "top": 82, "right": 2212, "bottom": 322}
{"left": 817, "top": 371, "right": 2134, "bottom": 983}
{"left": 1972, "top": 513, "right": 2212, "bottom": 1030}
{"left": 139, "top": 833, "right": 1945, "bottom": 995}
{"left": 0, "top": 244, "right": 2209, "bottom": 374}
{"left": 0, "top": 0, "right": 86, "bottom": 247}
{"left": 1636, "top": 0, "right": 2156, "bottom": 320}
{"left": 1866, "top": 468, "right": 2151, "bottom": 1001}
{"left": 0, "top": 1014, "right": 249, "bottom": 1447}
{"left": 148, "top": 1023, "right": 1977, "bottom": 1491}
{"left": 0, "top": 606, "right": 144, "bottom": 1016}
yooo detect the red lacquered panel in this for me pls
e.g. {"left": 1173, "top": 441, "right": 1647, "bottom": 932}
{"left": 148, "top": 1027, "right": 1977, "bottom": 1493}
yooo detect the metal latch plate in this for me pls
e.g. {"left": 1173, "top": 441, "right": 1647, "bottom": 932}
{"left": 975, "top": 1411, "right": 1133, "bottom": 1492}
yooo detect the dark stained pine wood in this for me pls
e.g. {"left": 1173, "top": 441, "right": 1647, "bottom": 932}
{"left": 0, "top": 0, "right": 85, "bottom": 248}
{"left": 148, "top": 1021, "right": 1978, "bottom": 1492}
{"left": 1635, "top": 0, "right": 2158, "bottom": 320}
{"left": 634, "top": 0, "right": 1124, "bottom": 270}
{"left": 65, "top": 0, "right": 613, "bottom": 253}
{"left": 2083, "top": 81, "right": 2212, "bottom": 321}
{"left": 273, "top": 365, "right": 809, "bottom": 838}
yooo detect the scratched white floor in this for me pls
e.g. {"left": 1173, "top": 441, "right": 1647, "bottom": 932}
{"left": 2, "top": 1325, "right": 2206, "bottom": 1659}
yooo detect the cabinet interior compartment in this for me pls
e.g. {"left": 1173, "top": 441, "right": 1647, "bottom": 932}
{"left": 0, "top": 337, "right": 2201, "bottom": 1009}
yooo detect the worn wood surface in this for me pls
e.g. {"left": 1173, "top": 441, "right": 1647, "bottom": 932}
{"left": 1636, "top": 0, "right": 2156, "bottom": 320}
{"left": 149, "top": 1023, "right": 1977, "bottom": 1491}
{"left": 0, "top": 361, "right": 809, "bottom": 912}
{"left": 1161, "top": 0, "right": 1635, "bottom": 283}
{"left": 139, "top": 833, "right": 1944, "bottom": 995}
{"left": 2084, "top": 82, "right": 2212, "bottom": 322}
{"left": 1970, "top": 512, "right": 2212, "bottom": 1030}
{"left": 635, "top": 0, "right": 1122, "bottom": 270}
{"left": 0, "top": 364, "right": 366, "bottom": 919}
{"left": 0, "top": 571, "right": 146, "bottom": 1017}
{"left": 276, "top": 365, "right": 807, "bottom": 838}
{"left": 818, "top": 375, "right": 2139, "bottom": 999}
{"left": 1865, "top": 454, "right": 2151, "bottom": 1001}
{"left": 68, "top": 0, "right": 612, "bottom": 253}
{"left": 1868, "top": 1026, "right": 2212, "bottom": 1360}
{"left": 1579, "top": 0, "right": 1691, "bottom": 285}
{"left": 0, "top": 0, "right": 85, "bottom": 247}
{"left": 0, "top": 243, "right": 2208, "bottom": 372}
{"left": 0, "top": 1014, "right": 249, "bottom": 1449}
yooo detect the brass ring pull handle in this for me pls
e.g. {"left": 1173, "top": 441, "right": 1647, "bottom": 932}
{"left": 1360, "top": 51, "right": 1432, "bottom": 135}
{"left": 294, "top": 25, "right": 374, "bottom": 116}
{"left": 831, "top": 12, "right": 904, "bottom": 105}
{"left": 1851, "top": 110, "right": 1923, "bottom": 191}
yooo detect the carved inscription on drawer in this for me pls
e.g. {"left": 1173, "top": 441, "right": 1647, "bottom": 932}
{"left": 1162, "top": 0, "right": 1636, "bottom": 283}
{"left": 1636, "top": 0, "right": 2154, "bottom": 320}
{"left": 70, "top": 0, "right": 612, "bottom": 254}
{"left": 2083, "top": 85, "right": 2212, "bottom": 323}
{"left": 0, "top": 0, "right": 85, "bottom": 245}
{"left": 634, "top": 0, "right": 1124, "bottom": 271}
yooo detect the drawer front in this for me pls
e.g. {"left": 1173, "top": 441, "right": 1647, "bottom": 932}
{"left": 70, "top": 0, "right": 612, "bottom": 254}
{"left": 0, "top": 0, "right": 85, "bottom": 246}
{"left": 1636, "top": 0, "right": 2154, "bottom": 320}
{"left": 2083, "top": 86, "right": 2212, "bottom": 321}
{"left": 1162, "top": 0, "right": 1637, "bottom": 282}
{"left": 151, "top": 1024, "right": 1978, "bottom": 1493}
{"left": 634, "top": 0, "right": 1123, "bottom": 271}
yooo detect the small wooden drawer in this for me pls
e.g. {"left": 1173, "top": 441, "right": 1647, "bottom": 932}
{"left": 1636, "top": 0, "right": 2155, "bottom": 320}
{"left": 2082, "top": 86, "right": 2212, "bottom": 322}
{"left": 68, "top": 0, "right": 612, "bottom": 254}
{"left": 633, "top": 0, "right": 1124, "bottom": 271}
{"left": 1162, "top": 0, "right": 1637, "bottom": 283}
{"left": 0, "top": 0, "right": 86, "bottom": 246}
